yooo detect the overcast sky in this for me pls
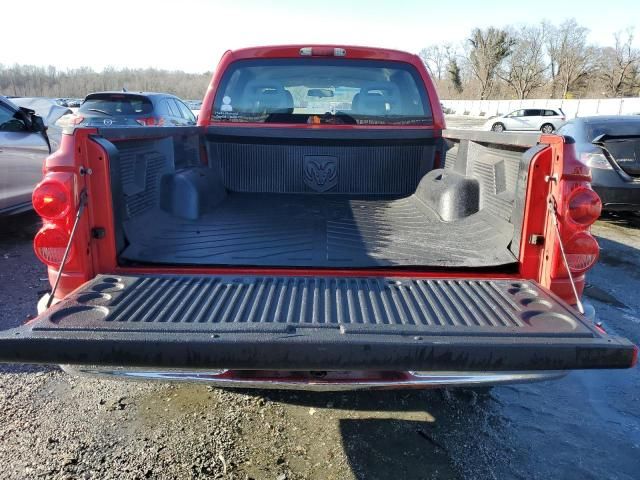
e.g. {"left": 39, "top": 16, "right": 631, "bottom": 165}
{"left": 2, "top": 0, "right": 638, "bottom": 72}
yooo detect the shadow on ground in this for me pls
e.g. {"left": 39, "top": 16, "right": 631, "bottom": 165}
{"left": 237, "top": 387, "right": 499, "bottom": 479}
{"left": 599, "top": 211, "right": 640, "bottom": 230}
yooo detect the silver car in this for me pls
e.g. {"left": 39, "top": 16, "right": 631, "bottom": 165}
{"left": 485, "top": 108, "right": 566, "bottom": 133}
{"left": 0, "top": 96, "right": 51, "bottom": 215}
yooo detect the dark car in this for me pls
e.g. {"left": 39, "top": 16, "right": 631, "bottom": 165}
{"left": 557, "top": 116, "right": 640, "bottom": 212}
{"left": 75, "top": 92, "right": 196, "bottom": 127}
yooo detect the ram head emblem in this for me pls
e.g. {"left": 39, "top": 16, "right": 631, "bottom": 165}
{"left": 303, "top": 156, "right": 338, "bottom": 192}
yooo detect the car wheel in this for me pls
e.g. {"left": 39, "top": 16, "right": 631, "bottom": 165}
{"left": 541, "top": 123, "right": 554, "bottom": 134}
{"left": 491, "top": 122, "right": 505, "bottom": 132}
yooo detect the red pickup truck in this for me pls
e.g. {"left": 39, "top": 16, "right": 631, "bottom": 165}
{"left": 1, "top": 45, "right": 636, "bottom": 389}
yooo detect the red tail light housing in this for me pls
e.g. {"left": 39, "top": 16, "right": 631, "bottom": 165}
{"left": 32, "top": 177, "right": 72, "bottom": 220}
{"left": 564, "top": 232, "right": 599, "bottom": 273}
{"left": 34, "top": 224, "right": 74, "bottom": 267}
{"left": 33, "top": 172, "right": 77, "bottom": 269}
{"left": 567, "top": 188, "right": 602, "bottom": 226}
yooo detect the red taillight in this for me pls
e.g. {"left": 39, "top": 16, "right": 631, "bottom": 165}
{"left": 136, "top": 117, "right": 164, "bottom": 126}
{"left": 32, "top": 180, "right": 71, "bottom": 220}
{"left": 567, "top": 188, "right": 602, "bottom": 226}
{"left": 33, "top": 224, "right": 74, "bottom": 267}
{"left": 632, "top": 345, "right": 639, "bottom": 368}
{"left": 564, "top": 232, "right": 599, "bottom": 273}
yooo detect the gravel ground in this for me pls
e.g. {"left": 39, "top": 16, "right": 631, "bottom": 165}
{"left": 1, "top": 212, "right": 639, "bottom": 479}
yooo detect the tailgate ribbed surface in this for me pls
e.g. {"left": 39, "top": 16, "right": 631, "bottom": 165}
{"left": 107, "top": 276, "right": 524, "bottom": 327}
{"left": 44, "top": 275, "right": 589, "bottom": 336}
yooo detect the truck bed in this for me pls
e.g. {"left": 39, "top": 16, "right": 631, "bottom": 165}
{"left": 101, "top": 127, "right": 531, "bottom": 270}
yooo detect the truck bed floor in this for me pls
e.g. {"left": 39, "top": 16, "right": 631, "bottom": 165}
{"left": 121, "top": 193, "right": 516, "bottom": 268}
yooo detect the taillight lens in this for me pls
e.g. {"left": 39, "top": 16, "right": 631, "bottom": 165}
{"left": 136, "top": 117, "right": 164, "bottom": 126}
{"left": 32, "top": 180, "right": 71, "bottom": 220}
{"left": 567, "top": 188, "right": 602, "bottom": 225}
{"left": 33, "top": 224, "right": 74, "bottom": 267}
{"left": 564, "top": 232, "right": 599, "bottom": 273}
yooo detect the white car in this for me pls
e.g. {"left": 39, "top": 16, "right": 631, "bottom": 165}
{"left": 485, "top": 108, "right": 566, "bottom": 133}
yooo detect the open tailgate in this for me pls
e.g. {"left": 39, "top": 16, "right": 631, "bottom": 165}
{"left": 0, "top": 274, "right": 635, "bottom": 370}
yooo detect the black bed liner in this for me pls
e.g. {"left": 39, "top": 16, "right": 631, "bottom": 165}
{"left": 97, "top": 126, "right": 537, "bottom": 270}
{"left": 120, "top": 193, "right": 516, "bottom": 267}
{"left": 0, "top": 274, "right": 634, "bottom": 370}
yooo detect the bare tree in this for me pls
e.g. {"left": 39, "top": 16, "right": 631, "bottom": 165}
{"left": 545, "top": 19, "right": 594, "bottom": 98}
{"left": 0, "top": 64, "right": 212, "bottom": 99}
{"left": 467, "top": 27, "right": 515, "bottom": 100}
{"left": 599, "top": 28, "right": 640, "bottom": 97}
{"left": 419, "top": 44, "right": 451, "bottom": 81}
{"left": 498, "top": 25, "right": 548, "bottom": 99}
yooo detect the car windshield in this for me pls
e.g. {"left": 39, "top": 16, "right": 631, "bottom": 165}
{"left": 212, "top": 58, "right": 432, "bottom": 125}
{"left": 79, "top": 94, "right": 153, "bottom": 116}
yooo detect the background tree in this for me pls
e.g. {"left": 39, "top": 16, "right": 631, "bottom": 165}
{"left": 0, "top": 64, "right": 212, "bottom": 99}
{"left": 467, "top": 27, "right": 515, "bottom": 99}
{"left": 598, "top": 28, "right": 640, "bottom": 97}
{"left": 545, "top": 19, "right": 594, "bottom": 98}
{"left": 498, "top": 25, "right": 547, "bottom": 99}
{"left": 448, "top": 58, "right": 464, "bottom": 94}
{"left": 3, "top": 19, "right": 640, "bottom": 102}
{"left": 419, "top": 44, "right": 450, "bottom": 81}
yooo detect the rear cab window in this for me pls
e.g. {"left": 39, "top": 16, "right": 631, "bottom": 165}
{"left": 211, "top": 59, "right": 432, "bottom": 126}
{"left": 79, "top": 94, "right": 153, "bottom": 116}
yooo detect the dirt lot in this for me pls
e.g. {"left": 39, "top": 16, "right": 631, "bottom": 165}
{"left": 1, "top": 210, "right": 639, "bottom": 480}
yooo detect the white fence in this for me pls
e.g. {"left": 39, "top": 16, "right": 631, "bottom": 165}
{"left": 441, "top": 98, "right": 640, "bottom": 119}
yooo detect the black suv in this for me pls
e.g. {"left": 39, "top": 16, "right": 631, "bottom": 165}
{"left": 75, "top": 92, "right": 196, "bottom": 127}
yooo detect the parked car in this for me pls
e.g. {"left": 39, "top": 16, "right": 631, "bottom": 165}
{"left": 557, "top": 116, "right": 640, "bottom": 212}
{"left": 185, "top": 100, "right": 203, "bottom": 110}
{"left": 9, "top": 97, "right": 71, "bottom": 149}
{"left": 485, "top": 108, "right": 566, "bottom": 133}
{"left": 0, "top": 96, "right": 51, "bottom": 215}
{"left": 65, "top": 99, "right": 83, "bottom": 108}
{"left": 72, "top": 92, "right": 196, "bottom": 127}
{"left": 0, "top": 46, "right": 635, "bottom": 389}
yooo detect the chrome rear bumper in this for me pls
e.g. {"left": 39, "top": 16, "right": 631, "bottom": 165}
{"left": 61, "top": 366, "right": 567, "bottom": 391}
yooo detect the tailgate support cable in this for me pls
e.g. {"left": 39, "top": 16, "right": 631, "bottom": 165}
{"left": 46, "top": 189, "right": 88, "bottom": 309}
{"left": 547, "top": 196, "right": 585, "bottom": 315}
